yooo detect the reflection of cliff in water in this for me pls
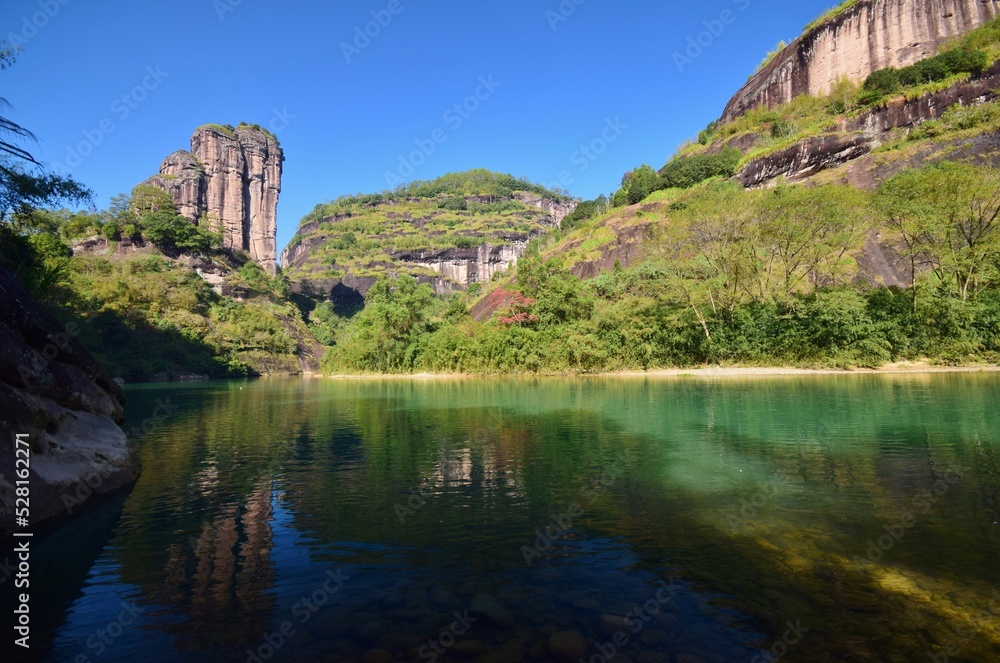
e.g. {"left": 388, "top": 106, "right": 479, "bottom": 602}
{"left": 153, "top": 479, "right": 276, "bottom": 649}
{"left": 24, "top": 492, "right": 130, "bottom": 660}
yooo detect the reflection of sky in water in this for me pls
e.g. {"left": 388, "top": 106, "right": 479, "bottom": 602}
{"left": 26, "top": 375, "right": 1000, "bottom": 662}
{"left": 49, "top": 558, "right": 178, "bottom": 662}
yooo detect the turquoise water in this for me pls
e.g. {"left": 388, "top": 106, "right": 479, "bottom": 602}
{"left": 20, "top": 375, "right": 1000, "bottom": 662}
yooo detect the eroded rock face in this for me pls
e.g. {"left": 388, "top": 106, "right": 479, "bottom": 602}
{"left": 139, "top": 125, "right": 282, "bottom": 273}
{"left": 0, "top": 263, "right": 141, "bottom": 527}
{"left": 736, "top": 61, "right": 1000, "bottom": 187}
{"left": 513, "top": 193, "right": 576, "bottom": 227}
{"left": 722, "top": 0, "right": 1000, "bottom": 122}
{"left": 392, "top": 242, "right": 530, "bottom": 286}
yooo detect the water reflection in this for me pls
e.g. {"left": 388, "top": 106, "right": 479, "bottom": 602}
{"left": 22, "top": 374, "right": 1000, "bottom": 662}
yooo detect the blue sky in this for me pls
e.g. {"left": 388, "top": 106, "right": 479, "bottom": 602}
{"left": 2, "top": 0, "right": 836, "bottom": 256}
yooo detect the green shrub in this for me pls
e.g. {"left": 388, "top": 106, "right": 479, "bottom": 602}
{"left": 863, "top": 48, "right": 988, "bottom": 100}
{"left": 862, "top": 67, "right": 900, "bottom": 96}
{"left": 698, "top": 121, "right": 718, "bottom": 145}
{"left": 102, "top": 221, "right": 121, "bottom": 241}
{"left": 657, "top": 146, "right": 742, "bottom": 190}
{"left": 439, "top": 196, "right": 468, "bottom": 211}
{"left": 770, "top": 118, "right": 794, "bottom": 138}
{"left": 141, "top": 212, "right": 217, "bottom": 253}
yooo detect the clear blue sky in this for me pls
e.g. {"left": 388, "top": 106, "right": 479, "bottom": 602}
{"left": 1, "top": 0, "right": 835, "bottom": 256}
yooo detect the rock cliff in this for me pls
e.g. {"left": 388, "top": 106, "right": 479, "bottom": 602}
{"left": 281, "top": 178, "right": 574, "bottom": 303}
{"left": 139, "top": 125, "right": 282, "bottom": 273}
{"left": 0, "top": 262, "right": 141, "bottom": 528}
{"left": 722, "top": 0, "right": 1000, "bottom": 122}
{"left": 736, "top": 59, "right": 1000, "bottom": 187}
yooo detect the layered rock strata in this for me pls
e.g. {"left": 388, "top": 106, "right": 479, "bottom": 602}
{"left": 722, "top": 0, "right": 1000, "bottom": 122}
{"left": 139, "top": 125, "right": 282, "bottom": 273}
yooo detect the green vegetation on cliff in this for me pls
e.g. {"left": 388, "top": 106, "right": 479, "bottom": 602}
{"left": 321, "top": 163, "right": 1000, "bottom": 375}
{"left": 285, "top": 169, "right": 572, "bottom": 283}
{"left": 2, "top": 187, "right": 316, "bottom": 381}
{"left": 665, "top": 16, "right": 1000, "bottom": 187}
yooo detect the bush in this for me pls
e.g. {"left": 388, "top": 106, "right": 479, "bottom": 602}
{"left": 102, "top": 221, "right": 121, "bottom": 241}
{"left": 863, "top": 48, "right": 989, "bottom": 100}
{"left": 439, "top": 196, "right": 468, "bottom": 211}
{"left": 141, "top": 212, "right": 216, "bottom": 253}
{"left": 698, "top": 120, "right": 718, "bottom": 145}
{"left": 862, "top": 67, "right": 900, "bottom": 96}
{"left": 770, "top": 118, "right": 794, "bottom": 138}
{"left": 658, "top": 146, "right": 742, "bottom": 190}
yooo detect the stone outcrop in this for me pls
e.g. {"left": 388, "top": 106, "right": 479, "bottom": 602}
{"left": 281, "top": 193, "right": 573, "bottom": 302}
{"left": 0, "top": 262, "right": 141, "bottom": 527}
{"left": 513, "top": 193, "right": 576, "bottom": 227}
{"left": 391, "top": 241, "right": 530, "bottom": 286}
{"left": 721, "top": 0, "right": 1000, "bottom": 122}
{"left": 737, "top": 59, "right": 1000, "bottom": 187}
{"left": 139, "top": 125, "right": 282, "bottom": 273}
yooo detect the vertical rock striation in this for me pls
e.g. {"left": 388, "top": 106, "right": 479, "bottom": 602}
{"left": 721, "top": 0, "right": 1000, "bottom": 123}
{"left": 138, "top": 125, "right": 282, "bottom": 273}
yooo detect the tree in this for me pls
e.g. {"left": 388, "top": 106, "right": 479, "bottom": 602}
{"left": 876, "top": 162, "right": 1000, "bottom": 304}
{"left": 751, "top": 183, "right": 871, "bottom": 300}
{"left": 0, "top": 46, "right": 91, "bottom": 298}
{"left": 130, "top": 185, "right": 176, "bottom": 218}
{"left": 141, "top": 211, "right": 218, "bottom": 253}
{"left": 620, "top": 164, "right": 659, "bottom": 205}
{"left": 335, "top": 276, "right": 434, "bottom": 371}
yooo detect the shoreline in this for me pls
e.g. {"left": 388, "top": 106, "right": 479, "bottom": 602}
{"left": 315, "top": 362, "right": 1000, "bottom": 380}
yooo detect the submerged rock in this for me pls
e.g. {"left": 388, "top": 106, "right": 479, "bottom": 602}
{"left": 451, "top": 639, "right": 491, "bottom": 657}
{"left": 361, "top": 649, "right": 391, "bottom": 663}
{"left": 0, "top": 263, "right": 141, "bottom": 528}
{"left": 548, "top": 630, "right": 589, "bottom": 662}
{"left": 470, "top": 592, "right": 514, "bottom": 628}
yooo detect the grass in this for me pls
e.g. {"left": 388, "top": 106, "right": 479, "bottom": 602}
{"left": 196, "top": 123, "right": 237, "bottom": 138}
{"left": 751, "top": 40, "right": 789, "bottom": 78}
{"left": 803, "top": 0, "right": 863, "bottom": 33}
{"left": 286, "top": 177, "right": 567, "bottom": 286}
{"left": 682, "top": 17, "right": 1000, "bottom": 171}
{"left": 873, "top": 97, "right": 1000, "bottom": 153}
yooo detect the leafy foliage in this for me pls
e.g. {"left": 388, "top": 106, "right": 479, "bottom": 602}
{"left": 658, "top": 147, "right": 742, "bottom": 190}
{"left": 321, "top": 165, "right": 1000, "bottom": 375}
{"left": 287, "top": 169, "right": 568, "bottom": 284}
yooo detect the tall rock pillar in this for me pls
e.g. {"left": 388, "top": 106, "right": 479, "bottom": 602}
{"left": 137, "top": 124, "right": 282, "bottom": 274}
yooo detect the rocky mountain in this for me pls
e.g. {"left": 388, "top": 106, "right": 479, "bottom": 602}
{"left": 722, "top": 0, "right": 1000, "bottom": 122}
{"left": 502, "top": 9, "right": 1000, "bottom": 317}
{"left": 0, "top": 262, "right": 141, "bottom": 527}
{"left": 282, "top": 170, "right": 575, "bottom": 303}
{"left": 139, "top": 124, "right": 282, "bottom": 273}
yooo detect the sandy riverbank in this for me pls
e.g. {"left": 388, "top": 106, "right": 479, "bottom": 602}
{"left": 315, "top": 362, "right": 1000, "bottom": 380}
